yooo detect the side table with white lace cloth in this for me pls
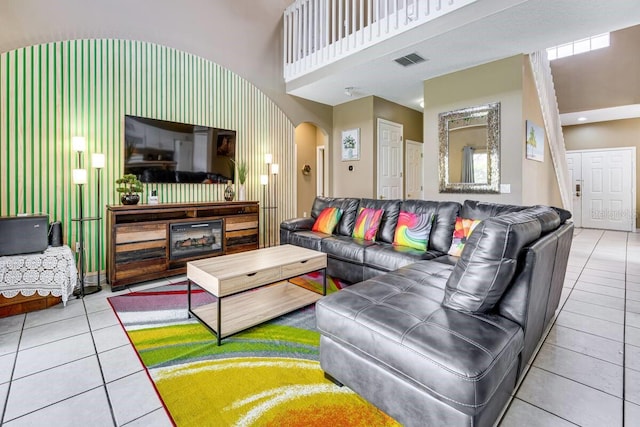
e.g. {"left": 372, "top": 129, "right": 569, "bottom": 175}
{"left": 0, "top": 245, "right": 77, "bottom": 305}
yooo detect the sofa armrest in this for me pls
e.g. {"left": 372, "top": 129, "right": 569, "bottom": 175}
{"left": 280, "top": 217, "right": 315, "bottom": 232}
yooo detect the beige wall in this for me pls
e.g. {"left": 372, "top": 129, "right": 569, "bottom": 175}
{"left": 522, "top": 57, "right": 563, "bottom": 207}
{"left": 552, "top": 24, "right": 640, "bottom": 113}
{"left": 0, "top": 0, "right": 334, "bottom": 131}
{"left": 332, "top": 97, "right": 375, "bottom": 197}
{"left": 295, "top": 123, "right": 319, "bottom": 216}
{"left": 423, "top": 55, "right": 525, "bottom": 205}
{"left": 563, "top": 118, "right": 640, "bottom": 226}
{"left": 373, "top": 97, "right": 424, "bottom": 143}
{"left": 331, "top": 96, "right": 424, "bottom": 198}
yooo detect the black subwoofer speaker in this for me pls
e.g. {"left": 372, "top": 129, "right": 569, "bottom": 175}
{"left": 0, "top": 215, "right": 49, "bottom": 256}
{"left": 49, "top": 221, "right": 63, "bottom": 247}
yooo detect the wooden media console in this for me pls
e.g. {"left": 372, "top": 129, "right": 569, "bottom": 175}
{"left": 107, "top": 201, "right": 259, "bottom": 291}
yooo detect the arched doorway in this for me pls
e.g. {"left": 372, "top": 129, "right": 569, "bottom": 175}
{"left": 295, "top": 123, "right": 329, "bottom": 217}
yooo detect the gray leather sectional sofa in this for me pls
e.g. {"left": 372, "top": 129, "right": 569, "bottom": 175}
{"left": 280, "top": 197, "right": 573, "bottom": 427}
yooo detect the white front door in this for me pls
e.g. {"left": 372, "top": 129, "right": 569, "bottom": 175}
{"left": 566, "top": 151, "right": 582, "bottom": 227}
{"left": 405, "top": 140, "right": 423, "bottom": 199}
{"left": 377, "top": 119, "right": 403, "bottom": 200}
{"left": 581, "top": 148, "right": 635, "bottom": 231}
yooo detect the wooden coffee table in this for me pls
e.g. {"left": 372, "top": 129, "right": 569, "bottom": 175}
{"left": 186, "top": 244, "right": 327, "bottom": 345}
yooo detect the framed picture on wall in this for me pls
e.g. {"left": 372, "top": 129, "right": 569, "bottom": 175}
{"left": 341, "top": 128, "right": 360, "bottom": 161}
{"left": 525, "top": 120, "right": 544, "bottom": 162}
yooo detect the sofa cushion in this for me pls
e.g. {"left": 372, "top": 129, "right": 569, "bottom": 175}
{"left": 551, "top": 206, "right": 572, "bottom": 224}
{"left": 364, "top": 243, "right": 442, "bottom": 272}
{"left": 322, "top": 236, "right": 377, "bottom": 264}
{"left": 447, "top": 217, "right": 482, "bottom": 256}
{"left": 352, "top": 207, "right": 384, "bottom": 241}
{"left": 311, "top": 197, "right": 360, "bottom": 237}
{"left": 443, "top": 212, "right": 543, "bottom": 313}
{"left": 393, "top": 211, "right": 433, "bottom": 251}
{"left": 280, "top": 217, "right": 315, "bottom": 232}
{"left": 524, "top": 206, "right": 561, "bottom": 234}
{"left": 288, "top": 230, "right": 332, "bottom": 251}
{"left": 461, "top": 200, "right": 525, "bottom": 219}
{"left": 359, "top": 199, "right": 402, "bottom": 243}
{"left": 317, "top": 262, "right": 524, "bottom": 412}
{"left": 400, "top": 200, "right": 461, "bottom": 253}
{"left": 312, "top": 207, "right": 343, "bottom": 234}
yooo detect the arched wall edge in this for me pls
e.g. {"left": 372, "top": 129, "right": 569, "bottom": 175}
{"left": 0, "top": 39, "right": 295, "bottom": 272}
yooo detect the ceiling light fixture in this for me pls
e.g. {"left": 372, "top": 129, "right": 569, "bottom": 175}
{"left": 577, "top": 117, "right": 588, "bottom": 122}
{"left": 419, "top": 100, "right": 424, "bottom": 109}
{"left": 344, "top": 87, "right": 354, "bottom": 97}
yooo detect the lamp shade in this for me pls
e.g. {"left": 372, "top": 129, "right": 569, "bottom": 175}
{"left": 271, "top": 163, "right": 279, "bottom": 175}
{"left": 72, "top": 136, "right": 86, "bottom": 152}
{"left": 260, "top": 174, "right": 269, "bottom": 185}
{"left": 265, "top": 153, "right": 273, "bottom": 164}
{"left": 72, "top": 169, "right": 87, "bottom": 185}
{"left": 92, "top": 153, "right": 105, "bottom": 168}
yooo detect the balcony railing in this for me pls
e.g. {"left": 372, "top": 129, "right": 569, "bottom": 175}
{"left": 284, "top": 0, "right": 477, "bottom": 82}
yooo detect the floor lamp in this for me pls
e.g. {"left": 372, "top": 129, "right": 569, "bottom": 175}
{"left": 265, "top": 154, "right": 272, "bottom": 247}
{"left": 271, "top": 163, "right": 279, "bottom": 247}
{"left": 71, "top": 136, "right": 101, "bottom": 297}
{"left": 92, "top": 153, "right": 105, "bottom": 292}
{"left": 261, "top": 174, "right": 268, "bottom": 248}
{"left": 72, "top": 167, "right": 87, "bottom": 297}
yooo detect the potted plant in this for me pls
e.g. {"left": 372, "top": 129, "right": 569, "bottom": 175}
{"left": 233, "top": 160, "right": 248, "bottom": 201}
{"left": 116, "top": 173, "right": 144, "bottom": 205}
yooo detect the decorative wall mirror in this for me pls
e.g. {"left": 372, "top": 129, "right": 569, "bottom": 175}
{"left": 438, "top": 102, "right": 501, "bottom": 193}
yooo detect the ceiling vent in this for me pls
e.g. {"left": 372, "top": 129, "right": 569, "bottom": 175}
{"left": 394, "top": 53, "right": 426, "bottom": 67}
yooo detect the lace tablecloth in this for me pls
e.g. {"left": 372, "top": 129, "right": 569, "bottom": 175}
{"left": 0, "top": 246, "right": 77, "bottom": 305}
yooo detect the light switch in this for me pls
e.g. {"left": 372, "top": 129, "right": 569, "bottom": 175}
{"left": 500, "top": 184, "right": 511, "bottom": 193}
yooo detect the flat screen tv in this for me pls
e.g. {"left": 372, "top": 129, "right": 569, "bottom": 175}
{"left": 124, "top": 115, "right": 236, "bottom": 184}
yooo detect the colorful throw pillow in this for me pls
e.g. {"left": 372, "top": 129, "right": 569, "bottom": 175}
{"left": 352, "top": 208, "right": 384, "bottom": 241}
{"left": 447, "top": 217, "right": 482, "bottom": 256}
{"left": 312, "top": 207, "right": 342, "bottom": 234}
{"left": 393, "top": 211, "right": 434, "bottom": 251}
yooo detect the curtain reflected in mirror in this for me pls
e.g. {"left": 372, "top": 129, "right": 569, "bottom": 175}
{"left": 462, "top": 146, "right": 474, "bottom": 183}
{"left": 439, "top": 103, "right": 500, "bottom": 193}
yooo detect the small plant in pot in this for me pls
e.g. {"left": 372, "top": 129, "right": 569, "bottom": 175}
{"left": 232, "top": 160, "right": 248, "bottom": 201}
{"left": 116, "top": 174, "right": 144, "bottom": 205}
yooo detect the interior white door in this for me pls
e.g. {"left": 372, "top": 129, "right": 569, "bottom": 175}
{"left": 174, "top": 139, "right": 194, "bottom": 171}
{"left": 566, "top": 152, "right": 582, "bottom": 227}
{"left": 316, "top": 146, "right": 325, "bottom": 197}
{"left": 377, "top": 119, "right": 403, "bottom": 200}
{"left": 581, "top": 148, "right": 635, "bottom": 231}
{"left": 405, "top": 140, "right": 423, "bottom": 199}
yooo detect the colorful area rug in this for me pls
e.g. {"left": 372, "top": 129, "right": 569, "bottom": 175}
{"left": 108, "top": 272, "right": 400, "bottom": 427}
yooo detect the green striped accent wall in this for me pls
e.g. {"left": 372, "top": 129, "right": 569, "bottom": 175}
{"left": 0, "top": 39, "right": 295, "bottom": 274}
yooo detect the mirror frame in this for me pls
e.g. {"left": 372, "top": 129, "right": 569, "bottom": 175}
{"left": 438, "top": 102, "right": 501, "bottom": 193}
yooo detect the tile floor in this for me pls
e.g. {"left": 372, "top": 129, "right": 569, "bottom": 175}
{"left": 0, "top": 228, "right": 638, "bottom": 426}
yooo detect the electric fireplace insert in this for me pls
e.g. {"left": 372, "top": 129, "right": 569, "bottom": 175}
{"left": 170, "top": 220, "right": 223, "bottom": 260}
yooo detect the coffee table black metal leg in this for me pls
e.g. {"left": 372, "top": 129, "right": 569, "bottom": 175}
{"left": 217, "top": 296, "right": 222, "bottom": 346}
{"left": 322, "top": 268, "right": 327, "bottom": 296}
{"left": 187, "top": 279, "right": 192, "bottom": 318}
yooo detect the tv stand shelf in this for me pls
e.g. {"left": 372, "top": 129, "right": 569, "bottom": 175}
{"left": 106, "top": 201, "right": 259, "bottom": 291}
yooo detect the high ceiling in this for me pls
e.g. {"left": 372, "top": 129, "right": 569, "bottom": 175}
{"left": 285, "top": 0, "right": 640, "bottom": 111}
{"left": 1, "top": 0, "right": 639, "bottom": 120}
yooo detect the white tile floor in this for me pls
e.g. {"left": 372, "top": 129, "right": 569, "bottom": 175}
{"left": 0, "top": 228, "right": 638, "bottom": 426}
{"left": 499, "top": 228, "right": 640, "bottom": 427}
